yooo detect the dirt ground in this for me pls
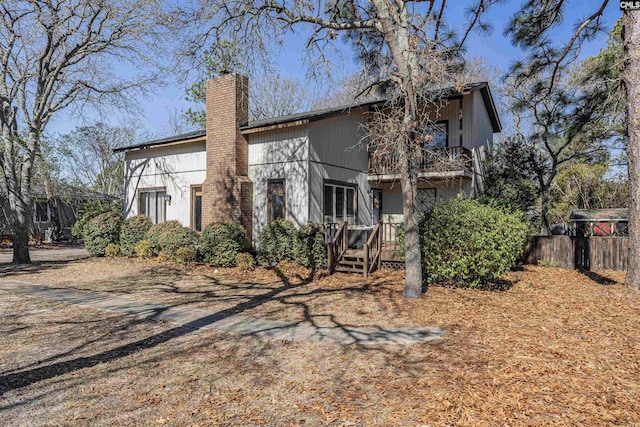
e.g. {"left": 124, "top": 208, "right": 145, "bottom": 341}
{"left": 0, "top": 257, "right": 638, "bottom": 426}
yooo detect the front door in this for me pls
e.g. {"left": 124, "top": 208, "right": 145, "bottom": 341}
{"left": 372, "top": 189, "right": 383, "bottom": 224}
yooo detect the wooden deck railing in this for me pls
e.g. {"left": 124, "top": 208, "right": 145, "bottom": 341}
{"left": 368, "top": 146, "right": 472, "bottom": 176}
{"left": 327, "top": 222, "right": 348, "bottom": 274}
{"left": 363, "top": 222, "right": 383, "bottom": 277}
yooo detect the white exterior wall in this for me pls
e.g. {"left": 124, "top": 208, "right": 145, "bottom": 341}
{"left": 307, "top": 113, "right": 372, "bottom": 225}
{"left": 248, "top": 127, "right": 309, "bottom": 243}
{"left": 124, "top": 141, "right": 206, "bottom": 227}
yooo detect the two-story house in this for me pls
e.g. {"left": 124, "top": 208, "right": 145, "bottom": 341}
{"left": 116, "top": 73, "right": 501, "bottom": 269}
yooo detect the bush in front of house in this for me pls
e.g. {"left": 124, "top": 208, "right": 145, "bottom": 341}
{"left": 72, "top": 199, "right": 123, "bottom": 239}
{"left": 397, "top": 198, "right": 530, "bottom": 288}
{"left": 176, "top": 247, "right": 198, "bottom": 264}
{"left": 105, "top": 243, "right": 122, "bottom": 257}
{"left": 257, "top": 219, "right": 297, "bottom": 266}
{"left": 84, "top": 211, "right": 123, "bottom": 256}
{"left": 145, "top": 220, "right": 199, "bottom": 261}
{"left": 134, "top": 240, "right": 154, "bottom": 257}
{"left": 119, "top": 215, "right": 153, "bottom": 256}
{"left": 235, "top": 252, "right": 255, "bottom": 272}
{"left": 294, "top": 223, "right": 327, "bottom": 269}
{"left": 200, "top": 223, "right": 248, "bottom": 267}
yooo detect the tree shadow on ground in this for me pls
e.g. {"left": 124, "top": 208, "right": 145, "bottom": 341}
{"left": 0, "top": 259, "right": 87, "bottom": 279}
{"left": 0, "top": 264, "right": 437, "bottom": 398}
{"left": 579, "top": 270, "right": 619, "bottom": 285}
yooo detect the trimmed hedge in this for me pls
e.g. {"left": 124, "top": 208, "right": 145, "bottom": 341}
{"left": 200, "top": 223, "right": 248, "bottom": 267}
{"left": 145, "top": 220, "right": 199, "bottom": 261}
{"left": 257, "top": 219, "right": 297, "bottom": 266}
{"left": 84, "top": 211, "right": 123, "bottom": 256}
{"left": 120, "top": 215, "right": 153, "bottom": 256}
{"left": 397, "top": 198, "right": 529, "bottom": 288}
{"left": 294, "top": 224, "right": 327, "bottom": 268}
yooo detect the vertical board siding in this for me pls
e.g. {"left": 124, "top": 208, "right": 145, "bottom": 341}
{"left": 307, "top": 112, "right": 370, "bottom": 225}
{"left": 124, "top": 141, "right": 207, "bottom": 226}
{"left": 525, "top": 236, "right": 628, "bottom": 271}
{"left": 472, "top": 91, "right": 495, "bottom": 150}
{"left": 308, "top": 112, "right": 367, "bottom": 170}
{"left": 248, "top": 129, "right": 310, "bottom": 244}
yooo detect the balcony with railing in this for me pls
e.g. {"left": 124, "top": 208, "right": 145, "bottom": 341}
{"left": 367, "top": 146, "right": 473, "bottom": 179}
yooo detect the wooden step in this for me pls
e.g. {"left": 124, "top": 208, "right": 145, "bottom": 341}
{"left": 338, "top": 260, "right": 363, "bottom": 268}
{"left": 335, "top": 265, "right": 364, "bottom": 273}
{"left": 338, "top": 258, "right": 364, "bottom": 266}
{"left": 344, "top": 249, "right": 364, "bottom": 257}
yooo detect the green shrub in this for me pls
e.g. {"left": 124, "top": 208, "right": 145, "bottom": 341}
{"left": 257, "top": 219, "right": 297, "bottom": 266}
{"left": 235, "top": 252, "right": 255, "bottom": 272}
{"left": 157, "top": 251, "right": 170, "bottom": 263}
{"left": 84, "top": 212, "right": 123, "bottom": 256}
{"left": 72, "top": 199, "right": 123, "bottom": 239}
{"left": 200, "top": 223, "right": 248, "bottom": 267}
{"left": 105, "top": 243, "right": 122, "bottom": 257}
{"left": 120, "top": 215, "right": 153, "bottom": 256}
{"left": 294, "top": 223, "right": 327, "bottom": 268}
{"left": 145, "top": 220, "right": 199, "bottom": 261}
{"left": 397, "top": 198, "right": 530, "bottom": 288}
{"left": 134, "top": 240, "right": 154, "bottom": 257}
{"left": 176, "top": 247, "right": 198, "bottom": 264}
{"left": 275, "top": 259, "right": 290, "bottom": 276}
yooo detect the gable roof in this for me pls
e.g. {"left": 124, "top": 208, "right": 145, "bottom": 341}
{"left": 115, "top": 82, "right": 501, "bottom": 153}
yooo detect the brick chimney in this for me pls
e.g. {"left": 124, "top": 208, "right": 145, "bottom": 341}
{"left": 201, "top": 73, "right": 253, "bottom": 242}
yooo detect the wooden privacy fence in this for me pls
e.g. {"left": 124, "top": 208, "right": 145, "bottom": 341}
{"left": 524, "top": 235, "right": 628, "bottom": 271}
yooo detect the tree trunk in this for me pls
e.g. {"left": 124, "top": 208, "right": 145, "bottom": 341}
{"left": 7, "top": 193, "right": 31, "bottom": 263}
{"left": 12, "top": 222, "right": 31, "bottom": 264}
{"left": 624, "top": 11, "right": 640, "bottom": 288}
{"left": 540, "top": 188, "right": 550, "bottom": 235}
{"left": 401, "top": 174, "right": 423, "bottom": 298}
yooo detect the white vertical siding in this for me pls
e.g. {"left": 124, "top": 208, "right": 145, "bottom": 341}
{"left": 248, "top": 128, "right": 309, "bottom": 244}
{"left": 124, "top": 141, "right": 206, "bottom": 227}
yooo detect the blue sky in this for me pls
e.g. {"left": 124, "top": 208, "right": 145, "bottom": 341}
{"left": 48, "top": 0, "right": 625, "bottom": 140}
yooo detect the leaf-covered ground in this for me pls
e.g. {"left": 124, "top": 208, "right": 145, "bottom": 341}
{"left": 0, "top": 257, "right": 638, "bottom": 426}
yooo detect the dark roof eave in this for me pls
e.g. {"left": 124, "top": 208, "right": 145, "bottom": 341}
{"left": 113, "top": 129, "right": 206, "bottom": 153}
{"left": 116, "top": 81, "right": 502, "bottom": 153}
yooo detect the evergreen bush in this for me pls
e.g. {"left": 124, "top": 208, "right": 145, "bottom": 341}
{"left": 397, "top": 198, "right": 529, "bottom": 288}
{"left": 145, "top": 220, "right": 199, "bottom": 261}
{"left": 200, "top": 223, "right": 248, "bottom": 267}
{"left": 134, "top": 240, "right": 154, "bottom": 257}
{"left": 235, "top": 252, "right": 255, "bottom": 272}
{"left": 176, "top": 247, "right": 198, "bottom": 263}
{"left": 257, "top": 219, "right": 297, "bottom": 266}
{"left": 72, "top": 199, "right": 123, "bottom": 239}
{"left": 105, "top": 243, "right": 122, "bottom": 257}
{"left": 119, "top": 215, "right": 152, "bottom": 256}
{"left": 84, "top": 211, "right": 123, "bottom": 256}
{"left": 294, "top": 223, "right": 327, "bottom": 268}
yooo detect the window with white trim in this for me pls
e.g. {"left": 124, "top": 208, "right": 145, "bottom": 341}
{"left": 139, "top": 189, "right": 166, "bottom": 224}
{"left": 323, "top": 182, "right": 357, "bottom": 224}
